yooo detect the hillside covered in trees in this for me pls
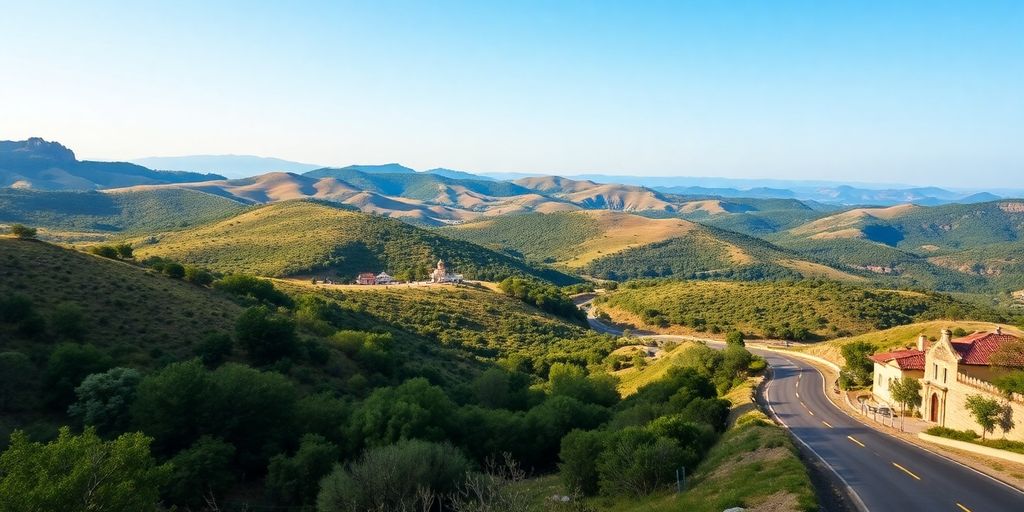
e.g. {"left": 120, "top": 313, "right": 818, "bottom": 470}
{"left": 132, "top": 200, "right": 578, "bottom": 284}
{"left": 0, "top": 234, "right": 776, "bottom": 511}
{"left": 595, "top": 279, "right": 1013, "bottom": 341}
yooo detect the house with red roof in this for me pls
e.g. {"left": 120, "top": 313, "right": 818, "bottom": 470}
{"left": 920, "top": 327, "right": 1024, "bottom": 441}
{"left": 869, "top": 334, "right": 928, "bottom": 406}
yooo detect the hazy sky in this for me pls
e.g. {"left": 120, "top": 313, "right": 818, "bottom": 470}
{"left": 1, "top": 1, "right": 1022, "bottom": 188}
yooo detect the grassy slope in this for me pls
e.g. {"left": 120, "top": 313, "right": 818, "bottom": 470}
{"left": 596, "top": 280, "right": 983, "bottom": 340}
{"left": 439, "top": 210, "right": 861, "bottom": 282}
{"left": 133, "top": 200, "right": 577, "bottom": 284}
{"left": 0, "top": 237, "right": 242, "bottom": 365}
{"left": 800, "top": 320, "right": 1024, "bottom": 366}
{"left": 518, "top": 379, "right": 817, "bottom": 512}
{"left": 613, "top": 342, "right": 697, "bottom": 397}
{"left": 0, "top": 187, "right": 247, "bottom": 238}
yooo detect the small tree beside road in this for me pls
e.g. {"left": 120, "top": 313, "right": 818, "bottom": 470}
{"left": 889, "top": 377, "right": 922, "bottom": 431}
{"left": 965, "top": 394, "right": 1002, "bottom": 440}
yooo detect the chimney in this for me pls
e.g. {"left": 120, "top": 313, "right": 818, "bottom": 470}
{"left": 941, "top": 328, "right": 952, "bottom": 344}
{"left": 917, "top": 334, "right": 927, "bottom": 352}
{"left": 996, "top": 325, "right": 1003, "bottom": 335}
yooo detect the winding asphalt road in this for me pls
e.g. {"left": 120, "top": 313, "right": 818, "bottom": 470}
{"left": 580, "top": 301, "right": 1024, "bottom": 511}
{"left": 756, "top": 349, "right": 1024, "bottom": 512}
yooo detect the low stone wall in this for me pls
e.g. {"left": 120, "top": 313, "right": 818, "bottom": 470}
{"left": 918, "top": 433, "right": 1024, "bottom": 465}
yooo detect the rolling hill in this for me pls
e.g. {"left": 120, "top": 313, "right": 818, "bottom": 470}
{"left": 0, "top": 236, "right": 243, "bottom": 362}
{"left": 439, "top": 210, "right": 861, "bottom": 282}
{"left": 773, "top": 200, "right": 1024, "bottom": 291}
{"left": 595, "top": 280, "right": 1004, "bottom": 341}
{"left": 132, "top": 200, "right": 578, "bottom": 284}
{"left": 130, "top": 154, "right": 323, "bottom": 178}
{"left": 0, "top": 187, "right": 247, "bottom": 238}
{"left": 0, "top": 138, "right": 223, "bottom": 190}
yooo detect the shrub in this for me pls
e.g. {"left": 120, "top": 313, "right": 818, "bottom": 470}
{"left": 163, "top": 437, "right": 236, "bottom": 508}
{"left": 840, "top": 341, "right": 875, "bottom": 388}
{"left": 725, "top": 330, "right": 745, "bottom": 346}
{"left": 89, "top": 245, "right": 120, "bottom": 259}
{"left": 236, "top": 306, "right": 298, "bottom": 365}
{"left": 316, "top": 439, "right": 471, "bottom": 512}
{"left": 162, "top": 262, "right": 186, "bottom": 279}
{"left": 68, "top": 367, "right": 142, "bottom": 435}
{"left": 596, "top": 428, "right": 686, "bottom": 497}
{"left": 348, "top": 378, "right": 456, "bottom": 450}
{"left": 9, "top": 224, "right": 37, "bottom": 239}
{"left": 0, "top": 294, "right": 34, "bottom": 323}
{"left": 213, "top": 274, "right": 292, "bottom": 307}
{"left": 266, "top": 434, "right": 340, "bottom": 506}
{"left": 44, "top": 343, "right": 113, "bottom": 409}
{"left": 115, "top": 243, "right": 133, "bottom": 259}
{"left": 558, "top": 429, "right": 607, "bottom": 495}
{"left": 194, "top": 332, "right": 234, "bottom": 367}
{"left": 183, "top": 265, "right": 214, "bottom": 286}
{"left": 925, "top": 426, "right": 979, "bottom": 442}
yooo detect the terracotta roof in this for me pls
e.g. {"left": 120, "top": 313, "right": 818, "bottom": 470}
{"left": 869, "top": 349, "right": 926, "bottom": 371}
{"left": 950, "top": 332, "right": 1024, "bottom": 366}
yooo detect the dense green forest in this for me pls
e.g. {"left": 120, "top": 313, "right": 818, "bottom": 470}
{"left": 596, "top": 279, "right": 1014, "bottom": 340}
{"left": 437, "top": 212, "right": 604, "bottom": 263}
{"left": 0, "top": 188, "right": 247, "bottom": 236}
{"left": 133, "top": 200, "right": 578, "bottom": 284}
{"left": 0, "top": 235, "right": 771, "bottom": 511}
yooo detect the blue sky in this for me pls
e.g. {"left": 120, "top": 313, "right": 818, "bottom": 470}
{"left": 1, "top": 1, "right": 1021, "bottom": 187}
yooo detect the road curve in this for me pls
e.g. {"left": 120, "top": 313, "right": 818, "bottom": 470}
{"left": 753, "top": 348, "right": 1024, "bottom": 512}
{"left": 580, "top": 299, "right": 1024, "bottom": 510}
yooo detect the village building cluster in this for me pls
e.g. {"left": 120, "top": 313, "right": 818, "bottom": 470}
{"left": 316, "top": 259, "right": 464, "bottom": 286}
{"left": 869, "top": 327, "right": 1024, "bottom": 441}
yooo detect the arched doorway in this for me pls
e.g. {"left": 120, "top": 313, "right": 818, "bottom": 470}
{"left": 930, "top": 393, "right": 939, "bottom": 422}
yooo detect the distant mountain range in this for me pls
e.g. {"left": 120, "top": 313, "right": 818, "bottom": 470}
{"left": 118, "top": 148, "right": 1015, "bottom": 206}
{"left": 1, "top": 138, "right": 223, "bottom": 190}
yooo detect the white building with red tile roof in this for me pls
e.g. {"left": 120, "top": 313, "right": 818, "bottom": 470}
{"left": 919, "top": 327, "right": 1024, "bottom": 441}
{"left": 869, "top": 335, "right": 928, "bottom": 406}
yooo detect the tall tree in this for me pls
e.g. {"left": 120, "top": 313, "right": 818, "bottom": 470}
{"left": 889, "top": 377, "right": 922, "bottom": 431}
{"left": 965, "top": 394, "right": 1002, "bottom": 440}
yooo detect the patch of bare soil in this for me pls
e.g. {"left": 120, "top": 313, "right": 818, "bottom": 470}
{"left": 749, "top": 491, "right": 801, "bottom": 512}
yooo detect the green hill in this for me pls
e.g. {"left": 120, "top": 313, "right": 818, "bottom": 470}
{"left": 0, "top": 187, "right": 247, "bottom": 239}
{"left": 595, "top": 279, "right": 1004, "bottom": 340}
{"left": 440, "top": 211, "right": 861, "bottom": 282}
{"left": 0, "top": 237, "right": 242, "bottom": 363}
{"left": 134, "top": 200, "right": 578, "bottom": 284}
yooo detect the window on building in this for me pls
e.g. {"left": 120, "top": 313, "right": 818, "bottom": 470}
{"left": 933, "top": 364, "right": 938, "bottom": 379}
{"left": 943, "top": 368, "right": 947, "bottom": 383}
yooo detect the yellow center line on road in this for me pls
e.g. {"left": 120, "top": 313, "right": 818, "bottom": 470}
{"left": 956, "top": 503, "right": 972, "bottom": 512}
{"left": 808, "top": 410, "right": 815, "bottom": 416}
{"left": 847, "top": 435, "right": 865, "bottom": 447}
{"left": 892, "top": 462, "right": 921, "bottom": 481}
{"left": 796, "top": 391, "right": 799, "bottom": 398}
{"left": 822, "top": 421, "right": 833, "bottom": 428}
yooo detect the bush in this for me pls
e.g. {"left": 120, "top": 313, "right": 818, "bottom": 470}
{"left": 9, "top": 224, "right": 37, "bottom": 239}
{"left": 194, "top": 332, "right": 233, "bottom": 367}
{"left": 214, "top": 274, "right": 293, "bottom": 307}
{"left": 597, "top": 428, "right": 686, "bottom": 497}
{"left": 348, "top": 378, "right": 456, "bottom": 450}
{"left": 68, "top": 367, "right": 141, "bottom": 435}
{"left": 725, "top": 330, "right": 745, "bottom": 346}
{"left": 267, "top": 434, "right": 340, "bottom": 506}
{"left": 840, "top": 341, "right": 875, "bottom": 388}
{"left": 183, "top": 265, "right": 214, "bottom": 286}
{"left": 44, "top": 343, "right": 113, "bottom": 409}
{"left": 89, "top": 245, "right": 120, "bottom": 259}
{"left": 558, "top": 429, "right": 607, "bottom": 496}
{"left": 316, "top": 439, "right": 471, "bottom": 512}
{"left": 548, "top": 362, "right": 619, "bottom": 407}
{"left": 236, "top": 306, "right": 298, "bottom": 365}
{"left": 0, "top": 294, "right": 33, "bottom": 323}
{"left": 115, "top": 243, "right": 133, "bottom": 259}
{"left": 162, "top": 262, "right": 185, "bottom": 279}
{"left": 163, "top": 437, "right": 236, "bottom": 508}
{"left": 925, "top": 426, "right": 979, "bottom": 442}
{"left": 0, "top": 427, "right": 169, "bottom": 512}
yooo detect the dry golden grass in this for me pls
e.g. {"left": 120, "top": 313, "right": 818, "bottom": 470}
{"left": 789, "top": 204, "right": 919, "bottom": 238}
{"left": 566, "top": 211, "right": 696, "bottom": 267}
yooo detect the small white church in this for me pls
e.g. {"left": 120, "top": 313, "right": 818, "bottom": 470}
{"left": 430, "top": 259, "right": 463, "bottom": 284}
